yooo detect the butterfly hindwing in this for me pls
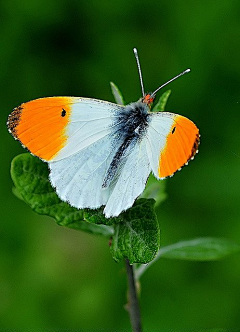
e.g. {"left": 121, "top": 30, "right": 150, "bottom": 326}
{"left": 104, "top": 138, "right": 151, "bottom": 218}
{"left": 49, "top": 135, "right": 118, "bottom": 209}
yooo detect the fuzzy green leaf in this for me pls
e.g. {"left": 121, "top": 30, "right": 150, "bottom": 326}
{"left": 11, "top": 153, "right": 114, "bottom": 236}
{"left": 110, "top": 82, "right": 125, "bottom": 105}
{"left": 110, "top": 199, "right": 160, "bottom": 264}
{"left": 159, "top": 237, "right": 240, "bottom": 261}
{"left": 152, "top": 90, "right": 171, "bottom": 112}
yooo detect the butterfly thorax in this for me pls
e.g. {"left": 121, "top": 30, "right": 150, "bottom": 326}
{"left": 116, "top": 100, "right": 150, "bottom": 140}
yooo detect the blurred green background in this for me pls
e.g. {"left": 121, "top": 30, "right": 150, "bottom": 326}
{"left": 1, "top": 0, "right": 240, "bottom": 330}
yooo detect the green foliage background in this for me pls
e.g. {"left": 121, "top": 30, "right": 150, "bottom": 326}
{"left": 1, "top": 0, "right": 240, "bottom": 330}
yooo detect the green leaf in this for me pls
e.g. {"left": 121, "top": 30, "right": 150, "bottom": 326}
{"left": 11, "top": 154, "right": 161, "bottom": 263}
{"left": 135, "top": 237, "right": 240, "bottom": 279}
{"left": 140, "top": 174, "right": 167, "bottom": 208}
{"left": 110, "top": 82, "right": 125, "bottom": 105}
{"left": 12, "top": 186, "right": 24, "bottom": 201}
{"left": 11, "top": 153, "right": 114, "bottom": 237}
{"left": 152, "top": 89, "right": 171, "bottom": 112}
{"left": 110, "top": 199, "right": 160, "bottom": 264}
{"left": 159, "top": 237, "right": 240, "bottom": 261}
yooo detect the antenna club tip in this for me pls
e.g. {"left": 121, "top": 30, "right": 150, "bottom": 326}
{"left": 185, "top": 68, "right": 191, "bottom": 73}
{"left": 133, "top": 47, "right": 138, "bottom": 54}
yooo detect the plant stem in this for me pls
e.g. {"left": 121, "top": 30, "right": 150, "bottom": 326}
{"left": 125, "top": 259, "right": 142, "bottom": 332}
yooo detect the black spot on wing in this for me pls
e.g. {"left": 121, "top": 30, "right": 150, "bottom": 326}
{"left": 61, "top": 109, "right": 66, "bottom": 117}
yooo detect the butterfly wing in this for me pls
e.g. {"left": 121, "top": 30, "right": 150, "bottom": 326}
{"left": 104, "top": 138, "right": 151, "bottom": 218}
{"left": 7, "top": 97, "right": 123, "bottom": 161}
{"left": 146, "top": 112, "right": 200, "bottom": 179}
{"left": 49, "top": 134, "right": 119, "bottom": 209}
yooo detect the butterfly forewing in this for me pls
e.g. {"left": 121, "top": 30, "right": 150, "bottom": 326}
{"left": 54, "top": 98, "right": 124, "bottom": 161}
{"left": 7, "top": 97, "right": 74, "bottom": 161}
{"left": 146, "top": 112, "right": 200, "bottom": 179}
{"left": 7, "top": 97, "right": 124, "bottom": 162}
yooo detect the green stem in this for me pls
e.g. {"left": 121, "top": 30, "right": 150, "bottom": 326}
{"left": 125, "top": 259, "right": 142, "bottom": 332}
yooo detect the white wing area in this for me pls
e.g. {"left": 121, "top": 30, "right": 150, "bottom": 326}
{"left": 49, "top": 135, "right": 151, "bottom": 217}
{"left": 146, "top": 113, "right": 175, "bottom": 179}
{"left": 104, "top": 139, "right": 151, "bottom": 218}
{"left": 49, "top": 135, "right": 118, "bottom": 209}
{"left": 53, "top": 98, "right": 123, "bottom": 161}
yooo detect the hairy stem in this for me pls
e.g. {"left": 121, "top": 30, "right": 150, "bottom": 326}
{"left": 125, "top": 259, "right": 142, "bottom": 332}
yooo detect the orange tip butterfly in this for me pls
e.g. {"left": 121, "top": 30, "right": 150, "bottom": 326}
{"left": 7, "top": 48, "right": 200, "bottom": 218}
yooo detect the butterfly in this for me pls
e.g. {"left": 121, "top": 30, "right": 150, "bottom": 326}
{"left": 7, "top": 48, "right": 200, "bottom": 218}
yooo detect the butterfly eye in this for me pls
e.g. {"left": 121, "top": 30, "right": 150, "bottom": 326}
{"left": 172, "top": 126, "right": 176, "bottom": 134}
{"left": 61, "top": 109, "right": 66, "bottom": 117}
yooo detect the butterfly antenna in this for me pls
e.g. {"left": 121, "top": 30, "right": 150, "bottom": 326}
{"left": 133, "top": 48, "right": 145, "bottom": 97}
{"left": 150, "top": 68, "right": 191, "bottom": 98}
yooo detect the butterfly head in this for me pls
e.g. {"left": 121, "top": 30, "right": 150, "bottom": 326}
{"left": 142, "top": 93, "right": 155, "bottom": 107}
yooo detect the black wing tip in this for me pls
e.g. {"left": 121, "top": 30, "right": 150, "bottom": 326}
{"left": 7, "top": 105, "right": 23, "bottom": 137}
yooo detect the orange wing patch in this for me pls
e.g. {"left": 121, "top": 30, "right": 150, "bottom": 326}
{"left": 158, "top": 115, "right": 200, "bottom": 178}
{"left": 7, "top": 97, "right": 73, "bottom": 161}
